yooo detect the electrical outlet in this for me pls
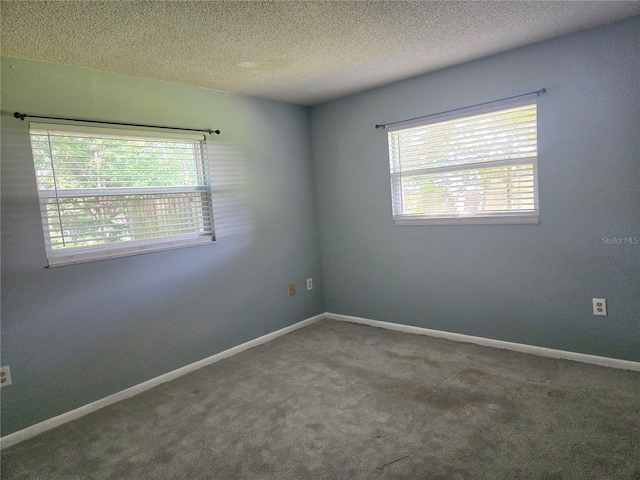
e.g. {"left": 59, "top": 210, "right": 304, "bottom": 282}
{"left": 593, "top": 298, "right": 607, "bottom": 316}
{"left": 306, "top": 278, "right": 313, "bottom": 291}
{"left": 289, "top": 283, "right": 296, "bottom": 296}
{"left": 0, "top": 366, "right": 12, "bottom": 387}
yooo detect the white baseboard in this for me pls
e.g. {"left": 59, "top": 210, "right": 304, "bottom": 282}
{"left": 0, "top": 313, "right": 326, "bottom": 450}
{"left": 327, "top": 312, "right": 640, "bottom": 372}
{"left": 4, "top": 311, "right": 637, "bottom": 449}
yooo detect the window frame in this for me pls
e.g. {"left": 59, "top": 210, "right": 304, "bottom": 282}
{"left": 387, "top": 97, "right": 540, "bottom": 226}
{"left": 29, "top": 122, "right": 215, "bottom": 267}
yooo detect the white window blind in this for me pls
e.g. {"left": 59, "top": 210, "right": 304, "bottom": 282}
{"left": 29, "top": 123, "right": 214, "bottom": 266}
{"left": 388, "top": 99, "right": 539, "bottom": 225}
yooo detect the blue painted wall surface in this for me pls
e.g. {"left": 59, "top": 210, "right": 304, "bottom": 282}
{"left": 1, "top": 58, "right": 325, "bottom": 436}
{"left": 311, "top": 18, "right": 639, "bottom": 361}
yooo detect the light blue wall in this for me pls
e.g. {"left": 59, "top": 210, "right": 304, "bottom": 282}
{"left": 1, "top": 58, "right": 325, "bottom": 436}
{"left": 311, "top": 18, "right": 639, "bottom": 361}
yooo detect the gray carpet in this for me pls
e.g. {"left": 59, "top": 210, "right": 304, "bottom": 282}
{"left": 2, "top": 319, "right": 640, "bottom": 479}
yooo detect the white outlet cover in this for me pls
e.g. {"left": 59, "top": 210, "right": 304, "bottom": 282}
{"left": 592, "top": 298, "right": 607, "bottom": 316}
{"left": 306, "top": 278, "right": 313, "bottom": 290}
{"left": 0, "top": 366, "right": 12, "bottom": 387}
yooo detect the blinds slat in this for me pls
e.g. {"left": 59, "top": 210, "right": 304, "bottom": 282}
{"left": 394, "top": 158, "right": 536, "bottom": 177}
{"left": 37, "top": 187, "right": 209, "bottom": 198}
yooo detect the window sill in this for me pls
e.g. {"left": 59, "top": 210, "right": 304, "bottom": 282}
{"left": 393, "top": 213, "right": 539, "bottom": 226}
{"left": 46, "top": 235, "right": 214, "bottom": 267}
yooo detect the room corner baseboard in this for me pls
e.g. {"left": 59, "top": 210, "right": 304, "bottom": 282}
{"left": 0, "top": 313, "right": 326, "bottom": 450}
{"left": 4, "top": 311, "right": 636, "bottom": 449}
{"left": 327, "top": 312, "right": 640, "bottom": 372}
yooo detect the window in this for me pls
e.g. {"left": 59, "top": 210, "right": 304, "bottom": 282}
{"left": 388, "top": 99, "right": 539, "bottom": 225}
{"left": 29, "top": 123, "right": 214, "bottom": 266}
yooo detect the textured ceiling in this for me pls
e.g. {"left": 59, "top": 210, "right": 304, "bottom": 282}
{"left": 2, "top": 1, "right": 640, "bottom": 105}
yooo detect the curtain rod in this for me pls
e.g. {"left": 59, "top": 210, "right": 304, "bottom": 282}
{"left": 374, "top": 88, "right": 546, "bottom": 130}
{"left": 13, "top": 112, "right": 220, "bottom": 136}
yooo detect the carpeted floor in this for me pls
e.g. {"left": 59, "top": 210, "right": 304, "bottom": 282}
{"left": 2, "top": 319, "right": 640, "bottom": 479}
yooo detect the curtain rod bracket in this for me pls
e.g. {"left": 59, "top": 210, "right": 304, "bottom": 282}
{"left": 13, "top": 112, "right": 220, "bottom": 135}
